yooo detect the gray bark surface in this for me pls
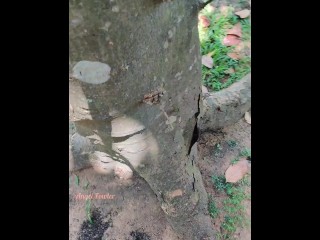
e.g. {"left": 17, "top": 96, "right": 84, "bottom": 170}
{"left": 69, "top": 0, "right": 215, "bottom": 238}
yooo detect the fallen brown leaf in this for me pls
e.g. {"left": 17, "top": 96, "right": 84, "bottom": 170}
{"left": 199, "top": 15, "right": 210, "bottom": 27}
{"left": 227, "top": 52, "right": 241, "bottom": 60}
{"left": 225, "top": 159, "right": 249, "bottom": 183}
{"left": 223, "top": 35, "right": 241, "bottom": 46}
{"left": 227, "top": 23, "right": 242, "bottom": 37}
{"left": 235, "top": 42, "right": 246, "bottom": 53}
{"left": 221, "top": 77, "right": 228, "bottom": 83}
{"left": 235, "top": 9, "right": 251, "bottom": 18}
{"left": 224, "top": 68, "right": 235, "bottom": 74}
{"left": 202, "top": 55, "right": 214, "bottom": 68}
{"left": 244, "top": 112, "right": 251, "bottom": 124}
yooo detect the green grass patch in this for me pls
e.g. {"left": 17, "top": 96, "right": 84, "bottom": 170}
{"left": 199, "top": 6, "right": 251, "bottom": 91}
{"left": 230, "top": 157, "right": 240, "bottom": 165}
{"left": 226, "top": 140, "right": 237, "bottom": 148}
{"left": 239, "top": 148, "right": 251, "bottom": 158}
{"left": 208, "top": 195, "right": 220, "bottom": 219}
{"left": 230, "top": 147, "right": 251, "bottom": 165}
{"left": 210, "top": 175, "right": 250, "bottom": 239}
{"left": 213, "top": 143, "right": 223, "bottom": 157}
{"left": 85, "top": 199, "right": 93, "bottom": 224}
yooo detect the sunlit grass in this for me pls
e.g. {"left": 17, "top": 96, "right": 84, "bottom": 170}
{"left": 198, "top": 6, "right": 251, "bottom": 91}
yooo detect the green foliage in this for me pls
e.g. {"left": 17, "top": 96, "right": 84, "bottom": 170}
{"left": 75, "top": 175, "right": 80, "bottom": 186}
{"left": 231, "top": 157, "right": 240, "bottom": 165}
{"left": 213, "top": 143, "right": 223, "bottom": 157}
{"left": 199, "top": 7, "right": 251, "bottom": 91}
{"left": 239, "top": 148, "right": 251, "bottom": 158}
{"left": 208, "top": 196, "right": 219, "bottom": 219}
{"left": 85, "top": 199, "right": 93, "bottom": 224}
{"left": 212, "top": 175, "right": 232, "bottom": 192}
{"left": 211, "top": 175, "right": 250, "bottom": 239}
{"left": 227, "top": 140, "right": 237, "bottom": 148}
{"left": 231, "top": 147, "right": 251, "bottom": 164}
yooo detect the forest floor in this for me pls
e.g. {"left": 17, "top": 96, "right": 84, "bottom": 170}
{"left": 198, "top": 116, "right": 251, "bottom": 240}
{"left": 197, "top": 1, "right": 251, "bottom": 237}
{"left": 69, "top": 115, "right": 251, "bottom": 240}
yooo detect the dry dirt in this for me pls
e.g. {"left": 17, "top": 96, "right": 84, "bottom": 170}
{"left": 69, "top": 169, "right": 180, "bottom": 240}
{"left": 69, "top": 116, "right": 250, "bottom": 240}
{"left": 198, "top": 117, "right": 251, "bottom": 240}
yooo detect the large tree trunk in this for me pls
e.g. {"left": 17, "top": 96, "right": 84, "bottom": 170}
{"left": 69, "top": 0, "right": 215, "bottom": 239}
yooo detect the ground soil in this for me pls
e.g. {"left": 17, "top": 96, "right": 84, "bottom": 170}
{"left": 69, "top": 169, "right": 180, "bottom": 240}
{"left": 198, "top": 117, "right": 251, "bottom": 240}
{"left": 69, "top": 116, "right": 251, "bottom": 240}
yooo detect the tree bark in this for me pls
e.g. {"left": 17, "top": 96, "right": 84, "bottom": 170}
{"left": 69, "top": 0, "right": 215, "bottom": 239}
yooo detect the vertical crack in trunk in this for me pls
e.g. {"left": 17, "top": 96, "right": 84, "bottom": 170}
{"left": 188, "top": 94, "right": 201, "bottom": 155}
{"left": 192, "top": 173, "right": 196, "bottom": 191}
{"left": 189, "top": 93, "right": 201, "bottom": 192}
